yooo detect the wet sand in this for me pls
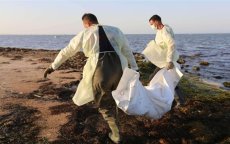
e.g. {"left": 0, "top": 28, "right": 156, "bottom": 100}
{"left": 0, "top": 47, "right": 229, "bottom": 144}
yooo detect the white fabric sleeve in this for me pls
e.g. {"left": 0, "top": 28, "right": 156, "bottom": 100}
{"left": 51, "top": 31, "right": 84, "bottom": 70}
{"left": 162, "top": 29, "right": 176, "bottom": 62}
{"left": 118, "top": 30, "right": 138, "bottom": 70}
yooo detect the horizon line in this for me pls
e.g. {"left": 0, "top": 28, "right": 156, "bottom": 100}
{"left": 1, "top": 32, "right": 230, "bottom": 35}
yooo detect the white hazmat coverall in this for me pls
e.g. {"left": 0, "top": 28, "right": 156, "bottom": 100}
{"left": 144, "top": 24, "right": 179, "bottom": 68}
{"left": 112, "top": 25, "right": 183, "bottom": 119}
{"left": 51, "top": 24, "right": 138, "bottom": 106}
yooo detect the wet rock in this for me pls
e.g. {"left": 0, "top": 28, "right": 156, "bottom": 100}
{"left": 200, "top": 61, "right": 209, "bottom": 66}
{"left": 192, "top": 66, "right": 200, "bottom": 71}
{"left": 184, "top": 70, "right": 189, "bottom": 73}
{"left": 177, "top": 57, "right": 186, "bottom": 64}
{"left": 223, "top": 82, "right": 230, "bottom": 88}
{"left": 213, "top": 76, "right": 223, "bottom": 79}
{"left": 185, "top": 65, "right": 189, "bottom": 67}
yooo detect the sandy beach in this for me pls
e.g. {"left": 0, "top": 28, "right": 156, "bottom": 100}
{"left": 0, "top": 47, "right": 229, "bottom": 143}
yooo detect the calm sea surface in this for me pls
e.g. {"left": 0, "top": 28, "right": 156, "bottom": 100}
{"left": 0, "top": 34, "right": 229, "bottom": 87}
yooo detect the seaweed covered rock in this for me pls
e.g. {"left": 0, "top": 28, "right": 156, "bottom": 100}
{"left": 177, "top": 57, "right": 186, "bottom": 64}
{"left": 223, "top": 82, "right": 230, "bottom": 88}
{"left": 200, "top": 61, "right": 210, "bottom": 66}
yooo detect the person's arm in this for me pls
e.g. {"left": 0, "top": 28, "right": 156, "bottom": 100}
{"left": 44, "top": 31, "right": 84, "bottom": 78}
{"left": 118, "top": 30, "right": 138, "bottom": 70}
{"left": 162, "top": 28, "right": 175, "bottom": 63}
{"left": 51, "top": 31, "right": 84, "bottom": 70}
{"left": 162, "top": 28, "right": 176, "bottom": 70}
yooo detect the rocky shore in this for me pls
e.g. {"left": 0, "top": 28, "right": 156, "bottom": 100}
{"left": 0, "top": 47, "right": 229, "bottom": 144}
{"left": 177, "top": 53, "right": 230, "bottom": 89}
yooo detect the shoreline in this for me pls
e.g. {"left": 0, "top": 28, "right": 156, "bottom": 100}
{"left": 1, "top": 46, "right": 229, "bottom": 90}
{"left": 0, "top": 46, "right": 229, "bottom": 143}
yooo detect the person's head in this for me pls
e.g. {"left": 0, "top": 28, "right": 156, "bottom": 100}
{"left": 149, "top": 15, "right": 162, "bottom": 30}
{"left": 82, "top": 13, "right": 99, "bottom": 28}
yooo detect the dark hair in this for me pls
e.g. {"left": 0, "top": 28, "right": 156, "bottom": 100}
{"left": 149, "top": 15, "right": 161, "bottom": 22}
{"left": 82, "top": 13, "right": 98, "bottom": 24}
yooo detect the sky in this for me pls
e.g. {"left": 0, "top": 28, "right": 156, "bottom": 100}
{"left": 0, "top": 0, "right": 230, "bottom": 34}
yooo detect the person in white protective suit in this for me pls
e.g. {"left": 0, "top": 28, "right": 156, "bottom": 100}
{"left": 112, "top": 15, "right": 183, "bottom": 119}
{"left": 148, "top": 15, "right": 179, "bottom": 76}
{"left": 148, "top": 15, "right": 184, "bottom": 105}
{"left": 43, "top": 13, "right": 138, "bottom": 143}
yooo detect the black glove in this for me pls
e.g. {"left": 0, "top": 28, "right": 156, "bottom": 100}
{"left": 44, "top": 66, "right": 55, "bottom": 78}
